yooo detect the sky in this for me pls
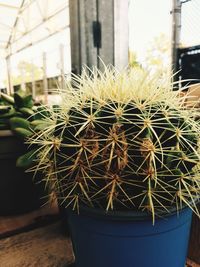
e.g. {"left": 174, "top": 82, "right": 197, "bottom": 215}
{"left": 129, "top": 0, "right": 200, "bottom": 64}
{"left": 0, "top": 0, "right": 200, "bottom": 88}
{"left": 128, "top": 0, "right": 172, "bottom": 64}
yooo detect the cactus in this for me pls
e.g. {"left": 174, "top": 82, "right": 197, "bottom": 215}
{"left": 0, "top": 91, "right": 47, "bottom": 168}
{"left": 29, "top": 67, "right": 200, "bottom": 222}
{"left": 0, "top": 91, "right": 33, "bottom": 132}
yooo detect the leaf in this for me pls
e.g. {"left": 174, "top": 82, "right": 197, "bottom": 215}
{"left": 23, "top": 95, "right": 33, "bottom": 108}
{"left": 9, "top": 117, "right": 31, "bottom": 131}
{"left": 13, "top": 127, "right": 33, "bottom": 138}
{"left": 14, "top": 93, "right": 24, "bottom": 108}
{"left": 0, "top": 106, "right": 11, "bottom": 114}
{"left": 31, "top": 119, "right": 50, "bottom": 131}
{"left": 0, "top": 93, "right": 14, "bottom": 104}
{"left": 16, "top": 149, "right": 38, "bottom": 168}
{"left": 0, "top": 108, "right": 16, "bottom": 118}
{"left": 19, "top": 107, "right": 34, "bottom": 116}
{"left": 0, "top": 118, "right": 9, "bottom": 129}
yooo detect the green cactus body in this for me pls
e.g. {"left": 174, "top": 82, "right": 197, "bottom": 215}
{"left": 30, "top": 67, "right": 200, "bottom": 221}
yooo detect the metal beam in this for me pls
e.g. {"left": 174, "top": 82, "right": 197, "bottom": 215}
{"left": 171, "top": 0, "right": 182, "bottom": 76}
{"left": 6, "top": 25, "right": 69, "bottom": 57}
{"left": 5, "top": 56, "right": 13, "bottom": 95}
{"left": 0, "top": 3, "right": 19, "bottom": 10}
{"left": 20, "top": 0, "right": 39, "bottom": 13}
{"left": 6, "top": 0, "right": 26, "bottom": 49}
{"left": 8, "top": 5, "right": 68, "bottom": 47}
{"left": 43, "top": 52, "right": 48, "bottom": 104}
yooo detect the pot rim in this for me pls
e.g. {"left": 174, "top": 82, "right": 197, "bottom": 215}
{"left": 67, "top": 202, "right": 197, "bottom": 222}
{"left": 0, "top": 130, "right": 13, "bottom": 137}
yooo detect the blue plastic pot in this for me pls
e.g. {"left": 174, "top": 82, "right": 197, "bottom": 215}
{"left": 67, "top": 206, "right": 193, "bottom": 267}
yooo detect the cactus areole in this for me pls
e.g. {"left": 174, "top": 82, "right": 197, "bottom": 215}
{"left": 32, "top": 67, "right": 200, "bottom": 222}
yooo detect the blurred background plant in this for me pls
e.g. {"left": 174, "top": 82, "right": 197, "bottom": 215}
{"left": 0, "top": 91, "right": 49, "bottom": 168}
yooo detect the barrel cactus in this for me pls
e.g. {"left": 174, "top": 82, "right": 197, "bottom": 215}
{"left": 31, "top": 67, "right": 200, "bottom": 222}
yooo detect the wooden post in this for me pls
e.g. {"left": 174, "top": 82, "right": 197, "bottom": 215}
{"left": 171, "top": 0, "right": 181, "bottom": 75}
{"left": 188, "top": 210, "right": 200, "bottom": 264}
{"left": 69, "top": 0, "right": 81, "bottom": 75}
{"left": 42, "top": 52, "right": 48, "bottom": 103}
{"left": 5, "top": 56, "right": 13, "bottom": 95}
{"left": 31, "top": 62, "right": 36, "bottom": 100}
{"left": 59, "top": 44, "right": 65, "bottom": 89}
{"left": 20, "top": 68, "right": 26, "bottom": 92}
{"left": 98, "top": 0, "right": 114, "bottom": 67}
{"left": 69, "top": 0, "right": 129, "bottom": 74}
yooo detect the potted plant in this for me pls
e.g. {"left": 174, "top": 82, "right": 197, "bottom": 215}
{"left": 29, "top": 67, "right": 200, "bottom": 267}
{"left": 0, "top": 91, "right": 46, "bottom": 215}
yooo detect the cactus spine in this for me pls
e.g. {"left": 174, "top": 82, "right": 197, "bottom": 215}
{"left": 31, "top": 67, "right": 200, "bottom": 221}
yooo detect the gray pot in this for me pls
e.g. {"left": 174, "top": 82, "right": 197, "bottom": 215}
{"left": 0, "top": 131, "right": 45, "bottom": 215}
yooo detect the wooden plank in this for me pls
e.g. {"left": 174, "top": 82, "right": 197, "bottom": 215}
{"left": 98, "top": 0, "right": 114, "bottom": 68}
{"left": 81, "top": 0, "right": 98, "bottom": 68}
{"left": 188, "top": 210, "right": 200, "bottom": 264}
{"left": 69, "top": 0, "right": 128, "bottom": 73}
{"left": 0, "top": 202, "right": 59, "bottom": 238}
{"left": 187, "top": 258, "right": 200, "bottom": 267}
{"left": 69, "top": 0, "right": 97, "bottom": 74}
{"left": 69, "top": 0, "right": 81, "bottom": 74}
